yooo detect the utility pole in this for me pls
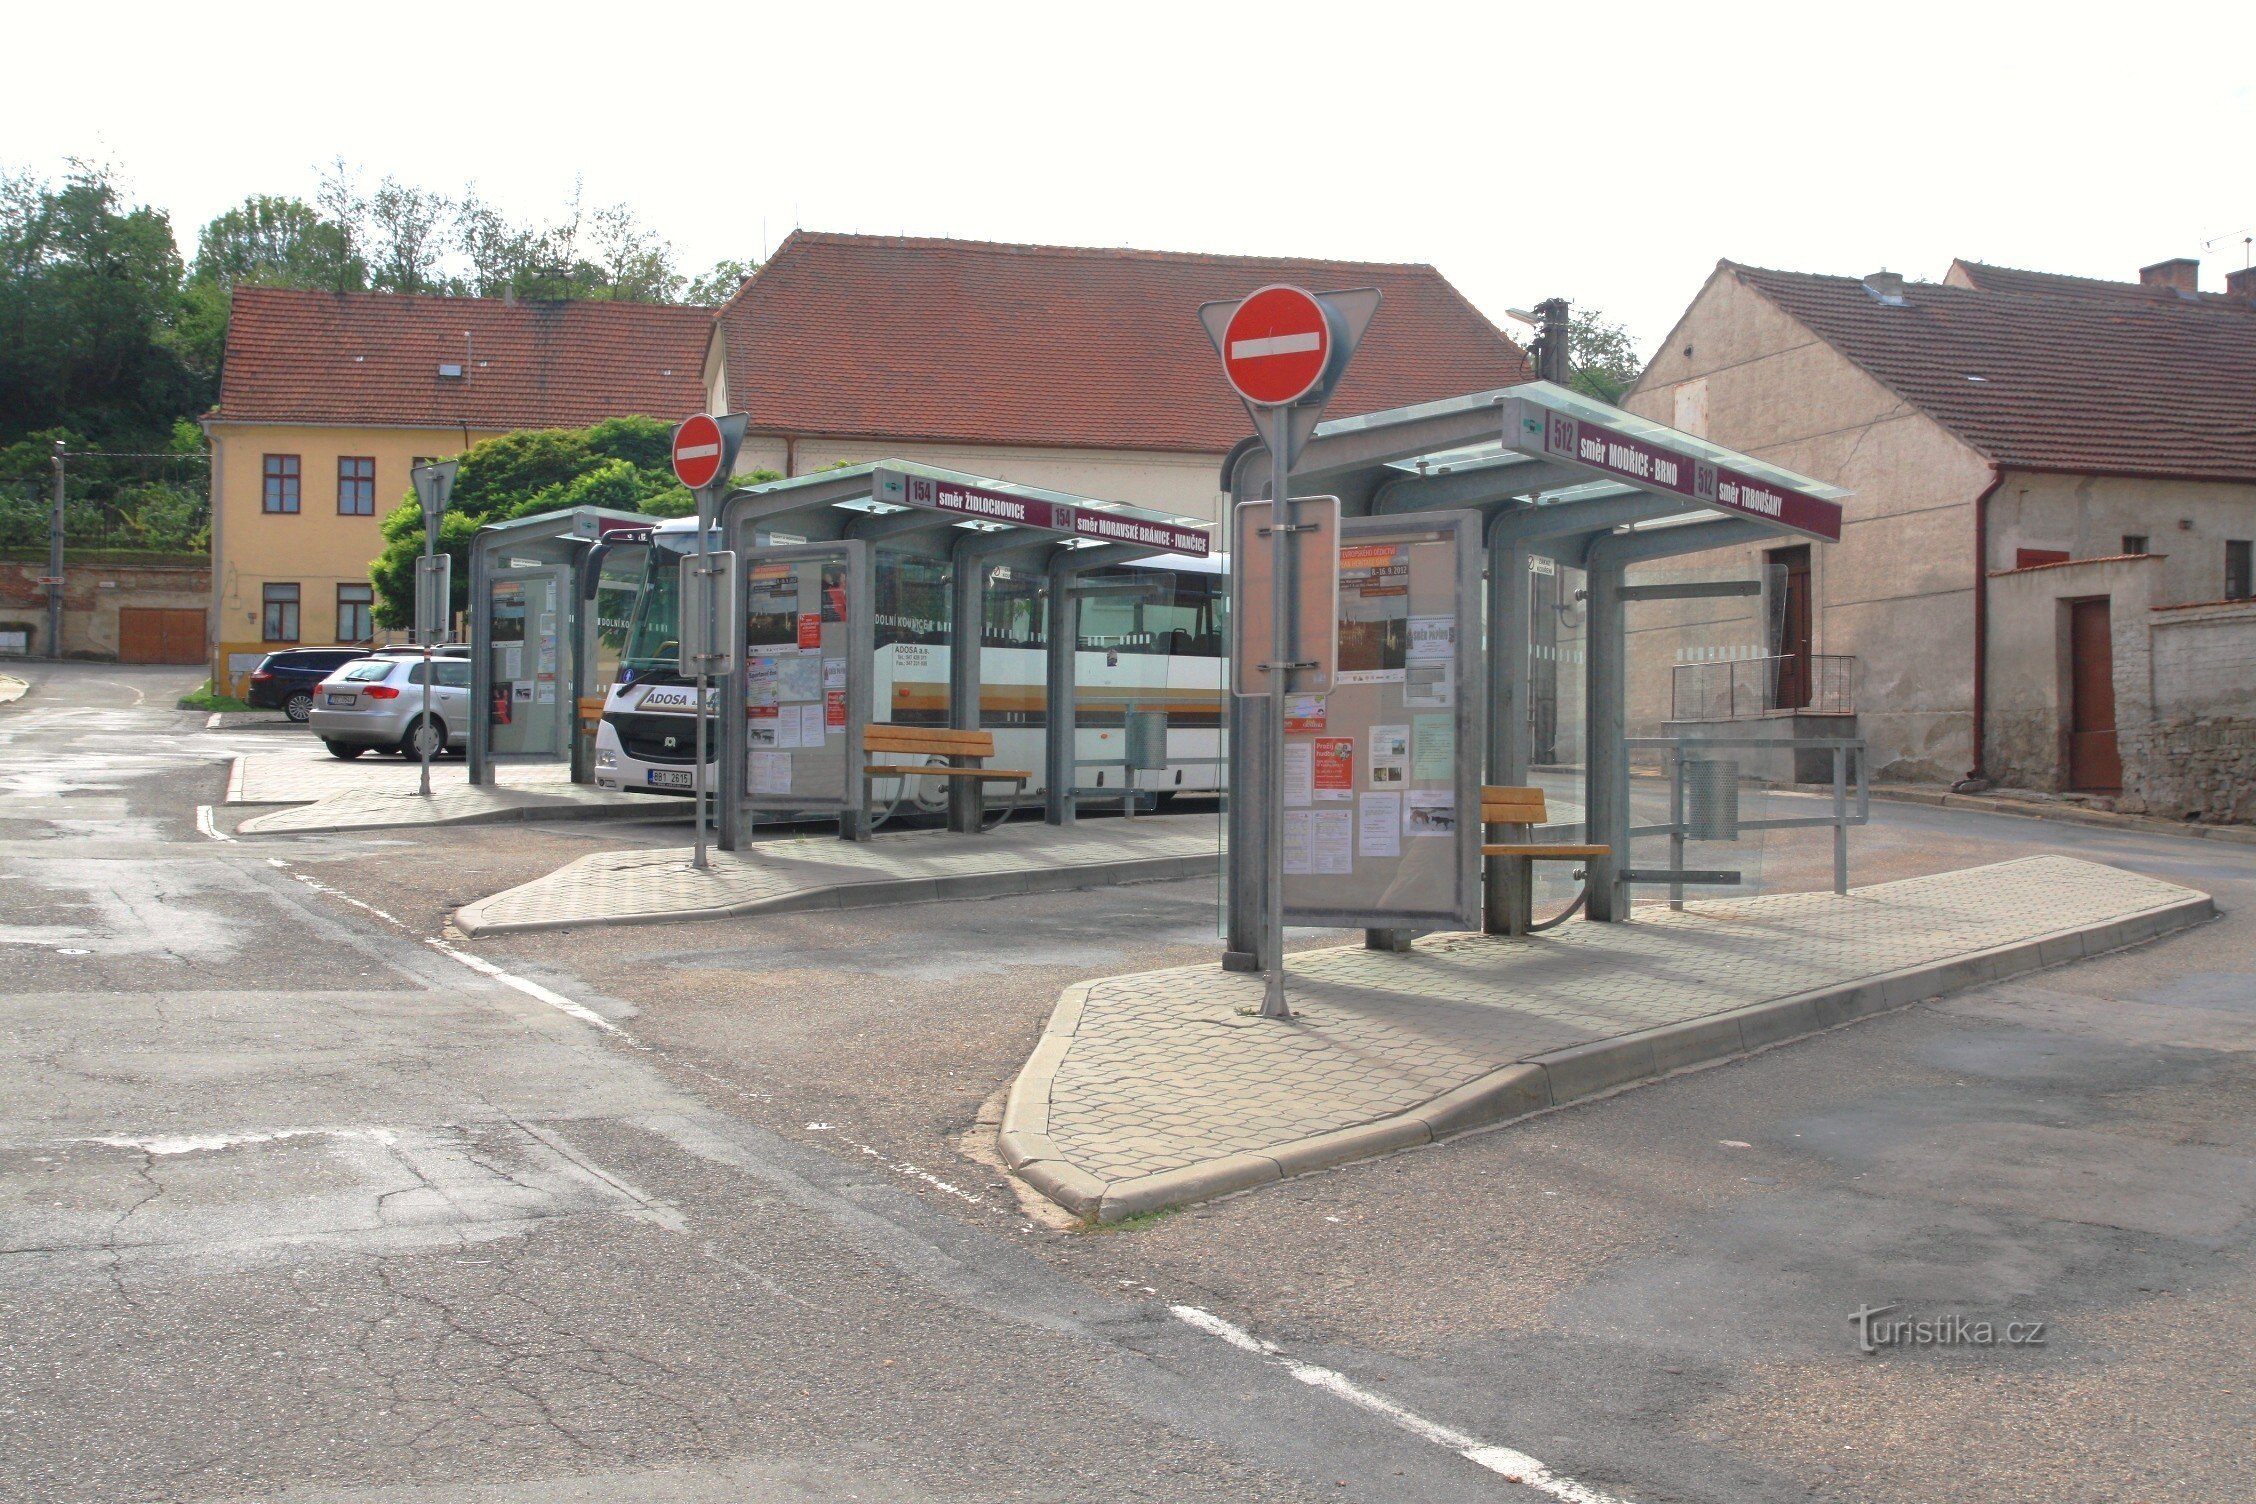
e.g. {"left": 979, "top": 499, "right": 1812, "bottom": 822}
{"left": 46, "top": 441, "right": 65, "bottom": 660}
{"left": 1534, "top": 298, "right": 1572, "bottom": 386}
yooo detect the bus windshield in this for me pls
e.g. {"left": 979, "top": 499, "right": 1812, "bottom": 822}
{"left": 617, "top": 535, "right": 698, "bottom": 686}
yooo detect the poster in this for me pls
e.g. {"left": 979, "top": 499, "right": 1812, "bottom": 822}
{"left": 535, "top": 681, "right": 556, "bottom": 705}
{"left": 1358, "top": 792, "right": 1402, "bottom": 857}
{"left": 1407, "top": 616, "right": 1455, "bottom": 661}
{"left": 825, "top": 689, "right": 847, "bottom": 729}
{"left": 823, "top": 657, "right": 848, "bottom": 691}
{"left": 1283, "top": 811, "right": 1312, "bottom": 876}
{"left": 1369, "top": 725, "right": 1409, "bottom": 786}
{"left": 749, "top": 749, "right": 792, "bottom": 794}
{"left": 749, "top": 706, "right": 779, "bottom": 748}
{"left": 797, "top": 613, "right": 823, "bottom": 650}
{"left": 500, "top": 642, "right": 523, "bottom": 680}
{"left": 1412, "top": 714, "right": 1454, "bottom": 779}
{"left": 1405, "top": 790, "right": 1455, "bottom": 837}
{"left": 800, "top": 703, "right": 827, "bottom": 745}
{"left": 1284, "top": 693, "right": 1327, "bottom": 734}
{"left": 746, "top": 656, "right": 779, "bottom": 707}
{"left": 772, "top": 707, "right": 805, "bottom": 749}
{"left": 1282, "top": 742, "right": 1314, "bottom": 807}
{"left": 1404, "top": 660, "right": 1453, "bottom": 709}
{"left": 1312, "top": 738, "right": 1354, "bottom": 800}
{"left": 1311, "top": 810, "right": 1355, "bottom": 874}
{"left": 776, "top": 654, "right": 821, "bottom": 703}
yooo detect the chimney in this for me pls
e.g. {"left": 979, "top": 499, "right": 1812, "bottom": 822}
{"left": 1861, "top": 269, "right": 1907, "bottom": 306}
{"left": 2138, "top": 257, "right": 2200, "bottom": 294}
{"left": 2227, "top": 266, "right": 2256, "bottom": 301}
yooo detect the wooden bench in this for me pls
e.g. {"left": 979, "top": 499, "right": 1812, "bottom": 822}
{"left": 577, "top": 695, "right": 606, "bottom": 734}
{"left": 860, "top": 725, "right": 1031, "bottom": 835}
{"left": 1483, "top": 784, "right": 1609, "bottom": 933}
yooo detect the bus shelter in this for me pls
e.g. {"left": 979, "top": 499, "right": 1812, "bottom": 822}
{"left": 467, "top": 505, "right": 658, "bottom": 786}
{"left": 712, "top": 462, "right": 1214, "bottom": 848}
{"left": 1220, "top": 380, "right": 1849, "bottom": 969}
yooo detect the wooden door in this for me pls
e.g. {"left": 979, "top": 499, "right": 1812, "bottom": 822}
{"left": 2067, "top": 598, "right": 2121, "bottom": 792}
{"left": 117, "top": 607, "right": 206, "bottom": 665}
{"left": 1768, "top": 545, "right": 1813, "bottom": 709}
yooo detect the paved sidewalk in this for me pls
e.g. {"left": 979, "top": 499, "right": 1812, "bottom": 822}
{"left": 237, "top": 780, "right": 688, "bottom": 836}
{"left": 225, "top": 748, "right": 574, "bottom": 804}
{"left": 455, "top": 814, "right": 1221, "bottom": 935}
{"left": 1001, "top": 855, "right": 2215, "bottom": 1221}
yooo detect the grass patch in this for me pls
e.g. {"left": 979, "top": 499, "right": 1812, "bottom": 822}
{"left": 177, "top": 681, "right": 254, "bottom": 712}
{"left": 1078, "top": 1206, "right": 1180, "bottom": 1235}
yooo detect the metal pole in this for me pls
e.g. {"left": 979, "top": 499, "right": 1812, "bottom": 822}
{"left": 1262, "top": 405, "right": 1294, "bottom": 1020}
{"left": 1832, "top": 743, "right": 1849, "bottom": 896}
{"left": 692, "top": 488, "right": 713, "bottom": 870}
{"left": 418, "top": 496, "right": 438, "bottom": 797}
{"left": 1668, "top": 743, "right": 1686, "bottom": 911}
{"left": 46, "top": 441, "right": 64, "bottom": 660}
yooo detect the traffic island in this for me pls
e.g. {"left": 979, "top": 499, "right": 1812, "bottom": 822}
{"left": 999, "top": 855, "right": 2216, "bottom": 1222}
{"left": 234, "top": 780, "right": 689, "bottom": 836}
{"left": 452, "top": 812, "right": 1221, "bottom": 935}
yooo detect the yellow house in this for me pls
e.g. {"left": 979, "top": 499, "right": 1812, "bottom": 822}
{"left": 202, "top": 287, "right": 711, "bottom": 693}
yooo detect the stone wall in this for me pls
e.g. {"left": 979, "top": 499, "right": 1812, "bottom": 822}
{"left": 1981, "top": 555, "right": 2162, "bottom": 793}
{"left": 2124, "top": 600, "right": 2256, "bottom": 823}
{"left": 0, "top": 555, "right": 210, "bottom": 660}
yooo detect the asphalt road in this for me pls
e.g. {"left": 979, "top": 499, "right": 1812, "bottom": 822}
{"left": 4, "top": 662, "right": 2252, "bottom": 1504}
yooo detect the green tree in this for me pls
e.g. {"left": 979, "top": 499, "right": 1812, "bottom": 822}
{"left": 190, "top": 195, "right": 363, "bottom": 294}
{"left": 0, "top": 162, "right": 206, "bottom": 447}
{"left": 685, "top": 257, "right": 760, "bottom": 306}
{"left": 1566, "top": 308, "right": 1644, "bottom": 405}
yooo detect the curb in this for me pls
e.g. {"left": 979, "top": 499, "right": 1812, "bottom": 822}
{"left": 236, "top": 794, "right": 692, "bottom": 838}
{"left": 997, "top": 889, "right": 2218, "bottom": 1222}
{"left": 1870, "top": 783, "right": 2256, "bottom": 848}
{"left": 455, "top": 850, "right": 1220, "bottom": 937}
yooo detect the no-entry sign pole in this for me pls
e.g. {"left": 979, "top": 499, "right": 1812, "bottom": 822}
{"left": 1201, "top": 284, "right": 1380, "bottom": 1020}
{"left": 673, "top": 413, "right": 747, "bottom": 872}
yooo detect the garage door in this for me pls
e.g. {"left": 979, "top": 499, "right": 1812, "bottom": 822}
{"left": 118, "top": 608, "right": 207, "bottom": 665}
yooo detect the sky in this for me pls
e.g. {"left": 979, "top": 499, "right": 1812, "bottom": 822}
{"left": 8, "top": 1, "right": 2253, "bottom": 357}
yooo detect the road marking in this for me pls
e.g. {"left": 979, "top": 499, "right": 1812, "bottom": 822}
{"left": 1231, "top": 331, "right": 1323, "bottom": 359}
{"left": 1170, "top": 1305, "right": 1634, "bottom": 1503}
{"left": 265, "top": 858, "right": 625, "bottom": 1037}
{"left": 194, "top": 804, "right": 235, "bottom": 842}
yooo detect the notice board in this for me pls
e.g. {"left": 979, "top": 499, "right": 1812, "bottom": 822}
{"left": 1281, "top": 510, "right": 1482, "bottom": 931}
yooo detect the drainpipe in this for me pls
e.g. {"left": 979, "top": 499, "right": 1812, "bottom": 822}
{"left": 1960, "top": 465, "right": 2006, "bottom": 790}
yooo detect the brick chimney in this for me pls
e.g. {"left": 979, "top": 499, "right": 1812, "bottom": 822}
{"left": 2227, "top": 266, "right": 2256, "bottom": 301}
{"left": 2139, "top": 257, "right": 2200, "bottom": 294}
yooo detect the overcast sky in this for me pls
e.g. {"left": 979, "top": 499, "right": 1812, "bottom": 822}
{"left": 9, "top": 2, "right": 2252, "bottom": 355}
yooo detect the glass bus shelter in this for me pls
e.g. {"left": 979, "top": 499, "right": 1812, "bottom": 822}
{"left": 466, "top": 505, "right": 659, "bottom": 786}
{"left": 712, "top": 462, "right": 1216, "bottom": 848}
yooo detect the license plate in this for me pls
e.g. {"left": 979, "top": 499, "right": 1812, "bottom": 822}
{"left": 646, "top": 769, "right": 692, "bottom": 789}
{"left": 326, "top": 693, "right": 355, "bottom": 706}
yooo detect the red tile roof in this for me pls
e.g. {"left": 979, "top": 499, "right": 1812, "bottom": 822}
{"left": 1947, "top": 259, "right": 2254, "bottom": 310}
{"left": 1729, "top": 263, "right": 2256, "bottom": 484}
{"left": 211, "top": 287, "right": 713, "bottom": 429}
{"left": 713, "top": 232, "right": 1530, "bottom": 454}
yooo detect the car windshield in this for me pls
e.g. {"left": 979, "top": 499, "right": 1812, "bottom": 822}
{"left": 340, "top": 662, "right": 397, "bottom": 682}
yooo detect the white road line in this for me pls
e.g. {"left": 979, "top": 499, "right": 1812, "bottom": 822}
{"left": 1170, "top": 1305, "right": 1634, "bottom": 1504}
{"left": 1231, "top": 331, "right": 1323, "bottom": 359}
{"left": 194, "top": 804, "right": 236, "bottom": 842}
{"left": 265, "top": 858, "right": 625, "bottom": 1037}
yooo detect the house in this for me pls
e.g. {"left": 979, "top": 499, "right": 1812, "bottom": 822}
{"left": 1618, "top": 255, "right": 2256, "bottom": 820}
{"left": 202, "top": 288, "right": 713, "bottom": 693}
{"left": 700, "top": 231, "right": 1530, "bottom": 520}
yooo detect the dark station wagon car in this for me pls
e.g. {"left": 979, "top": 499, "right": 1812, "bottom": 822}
{"left": 245, "top": 647, "right": 371, "bottom": 721}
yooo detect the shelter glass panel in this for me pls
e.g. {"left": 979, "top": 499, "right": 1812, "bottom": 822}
{"left": 745, "top": 553, "right": 851, "bottom": 808}
{"left": 486, "top": 573, "right": 566, "bottom": 756}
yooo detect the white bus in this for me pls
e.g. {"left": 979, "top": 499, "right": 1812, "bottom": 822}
{"left": 590, "top": 516, "right": 1227, "bottom": 815}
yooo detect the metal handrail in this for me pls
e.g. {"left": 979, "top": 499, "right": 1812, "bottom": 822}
{"left": 1625, "top": 734, "right": 1869, "bottom": 904}
{"left": 1670, "top": 654, "right": 1857, "bottom": 720}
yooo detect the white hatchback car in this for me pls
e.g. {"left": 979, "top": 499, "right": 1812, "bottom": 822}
{"left": 308, "top": 656, "right": 473, "bottom": 759}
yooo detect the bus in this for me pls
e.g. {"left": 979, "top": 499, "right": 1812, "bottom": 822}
{"left": 589, "top": 516, "right": 1228, "bottom": 816}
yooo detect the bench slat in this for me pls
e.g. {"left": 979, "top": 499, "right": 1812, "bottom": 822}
{"left": 863, "top": 764, "right": 1031, "bottom": 781}
{"left": 864, "top": 728, "right": 995, "bottom": 753}
{"left": 1481, "top": 843, "right": 1610, "bottom": 858}
{"left": 1480, "top": 785, "right": 1545, "bottom": 801}
{"left": 1481, "top": 803, "right": 1548, "bottom": 822}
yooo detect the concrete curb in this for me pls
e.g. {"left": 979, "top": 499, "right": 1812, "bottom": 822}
{"left": 455, "top": 850, "right": 1220, "bottom": 937}
{"left": 997, "top": 888, "right": 2218, "bottom": 1222}
{"left": 1871, "top": 782, "right": 2256, "bottom": 848}
{"left": 236, "top": 794, "right": 692, "bottom": 837}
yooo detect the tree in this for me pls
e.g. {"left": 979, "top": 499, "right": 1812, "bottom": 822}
{"left": 685, "top": 257, "right": 760, "bottom": 306}
{"left": 190, "top": 195, "right": 363, "bottom": 294}
{"left": 0, "top": 162, "right": 205, "bottom": 448}
{"left": 1566, "top": 308, "right": 1644, "bottom": 405}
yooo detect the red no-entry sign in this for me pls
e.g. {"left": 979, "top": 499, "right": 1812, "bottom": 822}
{"left": 672, "top": 413, "right": 726, "bottom": 491}
{"left": 1221, "top": 285, "right": 1331, "bottom": 407}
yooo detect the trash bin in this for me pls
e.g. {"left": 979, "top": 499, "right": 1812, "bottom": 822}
{"left": 1685, "top": 758, "right": 1740, "bottom": 841}
{"left": 1125, "top": 707, "right": 1168, "bottom": 772}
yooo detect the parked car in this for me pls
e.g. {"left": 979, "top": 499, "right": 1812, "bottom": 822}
{"left": 308, "top": 656, "right": 473, "bottom": 759}
{"left": 246, "top": 647, "right": 371, "bottom": 722}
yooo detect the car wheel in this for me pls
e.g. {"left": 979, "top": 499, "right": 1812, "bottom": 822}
{"left": 401, "top": 715, "right": 446, "bottom": 760}
{"left": 324, "top": 741, "right": 365, "bottom": 760}
{"left": 284, "top": 692, "right": 314, "bottom": 722}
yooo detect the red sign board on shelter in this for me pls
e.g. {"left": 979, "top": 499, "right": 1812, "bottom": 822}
{"left": 671, "top": 413, "right": 726, "bottom": 491}
{"left": 1221, "top": 285, "right": 1332, "bottom": 407}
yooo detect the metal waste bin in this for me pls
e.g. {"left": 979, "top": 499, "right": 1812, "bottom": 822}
{"left": 1125, "top": 707, "right": 1168, "bottom": 771}
{"left": 1685, "top": 758, "right": 1741, "bottom": 841}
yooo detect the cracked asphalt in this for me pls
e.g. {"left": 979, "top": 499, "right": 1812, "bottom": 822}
{"left": 5, "top": 662, "right": 2254, "bottom": 1504}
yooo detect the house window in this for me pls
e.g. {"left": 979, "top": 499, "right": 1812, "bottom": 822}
{"left": 336, "top": 583, "right": 374, "bottom": 643}
{"left": 2121, "top": 535, "right": 2149, "bottom": 557}
{"left": 338, "top": 456, "right": 376, "bottom": 516}
{"left": 2229, "top": 541, "right": 2254, "bottom": 601}
{"left": 262, "top": 454, "right": 301, "bottom": 514}
{"left": 262, "top": 583, "right": 301, "bottom": 643}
